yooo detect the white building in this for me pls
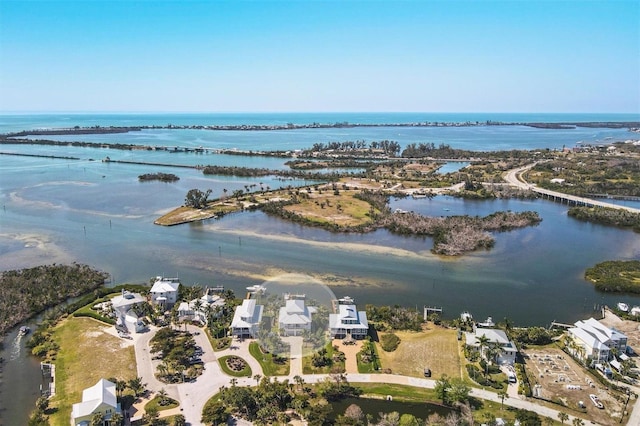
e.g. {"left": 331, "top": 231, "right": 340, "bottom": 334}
{"left": 178, "top": 287, "right": 225, "bottom": 324}
{"left": 71, "top": 378, "right": 121, "bottom": 426}
{"left": 150, "top": 276, "right": 180, "bottom": 309}
{"left": 329, "top": 302, "right": 368, "bottom": 339}
{"left": 230, "top": 299, "right": 263, "bottom": 338}
{"left": 568, "top": 317, "right": 628, "bottom": 361}
{"left": 111, "top": 290, "right": 147, "bottom": 333}
{"left": 466, "top": 328, "right": 517, "bottom": 365}
{"left": 278, "top": 298, "right": 317, "bottom": 336}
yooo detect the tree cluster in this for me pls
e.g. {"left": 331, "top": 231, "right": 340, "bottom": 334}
{"left": 0, "top": 264, "right": 108, "bottom": 335}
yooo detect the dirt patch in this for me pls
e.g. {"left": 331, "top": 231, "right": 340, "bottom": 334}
{"left": 600, "top": 308, "right": 640, "bottom": 353}
{"left": 375, "top": 326, "right": 460, "bottom": 379}
{"left": 332, "top": 339, "right": 363, "bottom": 374}
{"left": 521, "top": 347, "right": 625, "bottom": 425}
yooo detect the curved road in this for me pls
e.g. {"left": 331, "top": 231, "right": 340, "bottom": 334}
{"left": 503, "top": 163, "right": 640, "bottom": 214}
{"left": 132, "top": 328, "right": 611, "bottom": 426}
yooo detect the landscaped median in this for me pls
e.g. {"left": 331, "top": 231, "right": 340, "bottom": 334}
{"left": 249, "top": 341, "right": 290, "bottom": 375}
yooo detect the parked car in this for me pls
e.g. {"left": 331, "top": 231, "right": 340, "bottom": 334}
{"left": 424, "top": 368, "right": 431, "bottom": 378}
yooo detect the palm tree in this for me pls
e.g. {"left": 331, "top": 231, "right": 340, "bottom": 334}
{"left": 91, "top": 412, "right": 105, "bottom": 426}
{"left": 115, "top": 379, "right": 126, "bottom": 398}
{"left": 253, "top": 374, "right": 262, "bottom": 386}
{"left": 558, "top": 411, "right": 569, "bottom": 424}
{"left": 497, "top": 389, "right": 508, "bottom": 410}
{"left": 157, "top": 388, "right": 169, "bottom": 406}
{"left": 572, "top": 418, "right": 584, "bottom": 426}
{"left": 110, "top": 412, "right": 123, "bottom": 426}
{"left": 476, "top": 334, "right": 491, "bottom": 360}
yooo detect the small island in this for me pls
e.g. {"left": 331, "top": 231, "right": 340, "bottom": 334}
{"left": 585, "top": 260, "right": 640, "bottom": 293}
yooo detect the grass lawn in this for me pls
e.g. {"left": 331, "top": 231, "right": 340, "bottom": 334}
{"left": 302, "top": 343, "right": 346, "bottom": 374}
{"left": 145, "top": 395, "right": 179, "bottom": 411}
{"left": 375, "top": 326, "right": 461, "bottom": 379}
{"left": 218, "top": 355, "right": 252, "bottom": 377}
{"left": 354, "top": 383, "right": 562, "bottom": 425}
{"left": 48, "top": 317, "right": 137, "bottom": 426}
{"left": 205, "top": 328, "right": 231, "bottom": 352}
{"left": 356, "top": 342, "right": 381, "bottom": 373}
{"left": 284, "top": 188, "right": 377, "bottom": 227}
{"left": 249, "top": 342, "right": 290, "bottom": 376}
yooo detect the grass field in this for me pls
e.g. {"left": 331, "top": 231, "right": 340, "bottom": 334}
{"left": 375, "top": 326, "right": 461, "bottom": 379}
{"left": 284, "top": 188, "right": 376, "bottom": 227}
{"left": 249, "top": 342, "right": 290, "bottom": 376}
{"left": 48, "top": 317, "right": 137, "bottom": 426}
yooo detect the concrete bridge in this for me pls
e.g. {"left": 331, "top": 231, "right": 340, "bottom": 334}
{"left": 504, "top": 164, "right": 640, "bottom": 214}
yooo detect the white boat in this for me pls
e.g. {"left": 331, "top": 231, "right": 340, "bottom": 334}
{"left": 246, "top": 285, "right": 266, "bottom": 294}
{"left": 617, "top": 302, "right": 629, "bottom": 312}
{"left": 19, "top": 326, "right": 30, "bottom": 336}
{"left": 630, "top": 306, "right": 640, "bottom": 316}
{"left": 477, "top": 317, "right": 495, "bottom": 327}
{"left": 590, "top": 394, "right": 604, "bottom": 409}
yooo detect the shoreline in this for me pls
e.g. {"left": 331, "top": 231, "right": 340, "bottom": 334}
{"left": 3, "top": 120, "right": 640, "bottom": 138}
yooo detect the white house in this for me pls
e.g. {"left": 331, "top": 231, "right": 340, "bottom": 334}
{"left": 329, "top": 302, "right": 368, "bottom": 339}
{"left": 230, "top": 299, "right": 263, "bottom": 338}
{"left": 466, "top": 328, "right": 517, "bottom": 365}
{"left": 71, "top": 378, "right": 121, "bottom": 426}
{"left": 111, "top": 290, "right": 147, "bottom": 333}
{"left": 178, "top": 287, "right": 225, "bottom": 324}
{"left": 278, "top": 298, "right": 317, "bottom": 336}
{"left": 568, "top": 317, "right": 628, "bottom": 361}
{"left": 150, "top": 276, "right": 180, "bottom": 309}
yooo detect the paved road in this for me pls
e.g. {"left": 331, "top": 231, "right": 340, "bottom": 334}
{"left": 133, "top": 329, "right": 610, "bottom": 425}
{"left": 503, "top": 163, "right": 640, "bottom": 213}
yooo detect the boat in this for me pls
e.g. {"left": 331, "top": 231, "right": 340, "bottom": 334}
{"left": 617, "top": 302, "right": 629, "bottom": 312}
{"left": 630, "top": 306, "right": 640, "bottom": 316}
{"left": 246, "top": 285, "right": 266, "bottom": 294}
{"left": 589, "top": 394, "right": 604, "bottom": 409}
{"left": 477, "top": 317, "right": 495, "bottom": 327}
{"left": 19, "top": 326, "right": 30, "bottom": 336}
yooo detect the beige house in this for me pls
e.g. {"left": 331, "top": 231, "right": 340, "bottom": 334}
{"left": 71, "top": 378, "right": 120, "bottom": 426}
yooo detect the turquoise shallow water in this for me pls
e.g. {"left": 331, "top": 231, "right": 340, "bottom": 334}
{"left": 1, "top": 113, "right": 639, "bottom": 425}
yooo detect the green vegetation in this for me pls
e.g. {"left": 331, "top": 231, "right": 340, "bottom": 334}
{"left": 585, "top": 260, "right": 640, "bottom": 293}
{"left": 46, "top": 317, "right": 137, "bottom": 426}
{"left": 510, "top": 327, "right": 558, "bottom": 346}
{"left": 138, "top": 172, "right": 180, "bottom": 182}
{"left": 150, "top": 327, "right": 203, "bottom": 382}
{"left": 568, "top": 206, "right": 640, "bottom": 232}
{"left": 365, "top": 305, "right": 423, "bottom": 331}
{"left": 380, "top": 333, "right": 401, "bottom": 352}
{"left": 184, "top": 188, "right": 212, "bottom": 209}
{"left": 249, "top": 341, "right": 290, "bottom": 376}
{"left": 0, "top": 264, "right": 108, "bottom": 335}
{"left": 303, "top": 343, "right": 346, "bottom": 374}
{"left": 219, "top": 355, "right": 252, "bottom": 377}
{"left": 202, "top": 374, "right": 362, "bottom": 425}
{"left": 357, "top": 338, "right": 381, "bottom": 373}
{"left": 145, "top": 393, "right": 180, "bottom": 411}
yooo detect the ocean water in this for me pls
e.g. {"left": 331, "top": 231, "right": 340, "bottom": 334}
{"left": 1, "top": 112, "right": 640, "bottom": 425}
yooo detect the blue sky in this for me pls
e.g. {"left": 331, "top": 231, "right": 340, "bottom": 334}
{"left": 0, "top": 0, "right": 638, "bottom": 113}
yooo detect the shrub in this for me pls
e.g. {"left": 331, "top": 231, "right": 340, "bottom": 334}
{"left": 380, "top": 333, "right": 401, "bottom": 352}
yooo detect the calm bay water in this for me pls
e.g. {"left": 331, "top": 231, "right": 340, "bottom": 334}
{"left": 1, "top": 112, "right": 639, "bottom": 424}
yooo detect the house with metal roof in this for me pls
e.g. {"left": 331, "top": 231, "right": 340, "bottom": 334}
{"left": 465, "top": 328, "right": 517, "bottom": 365}
{"left": 71, "top": 378, "right": 120, "bottom": 426}
{"left": 278, "top": 298, "right": 317, "bottom": 336}
{"left": 568, "top": 317, "right": 627, "bottom": 362}
{"left": 230, "top": 299, "right": 263, "bottom": 338}
{"left": 329, "top": 302, "right": 368, "bottom": 339}
{"left": 150, "top": 276, "right": 180, "bottom": 309}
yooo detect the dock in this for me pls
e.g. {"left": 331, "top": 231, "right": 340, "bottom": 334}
{"left": 423, "top": 306, "right": 443, "bottom": 320}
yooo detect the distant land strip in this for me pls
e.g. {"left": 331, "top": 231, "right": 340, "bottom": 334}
{"left": 0, "top": 151, "right": 80, "bottom": 160}
{"left": 3, "top": 121, "right": 640, "bottom": 137}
